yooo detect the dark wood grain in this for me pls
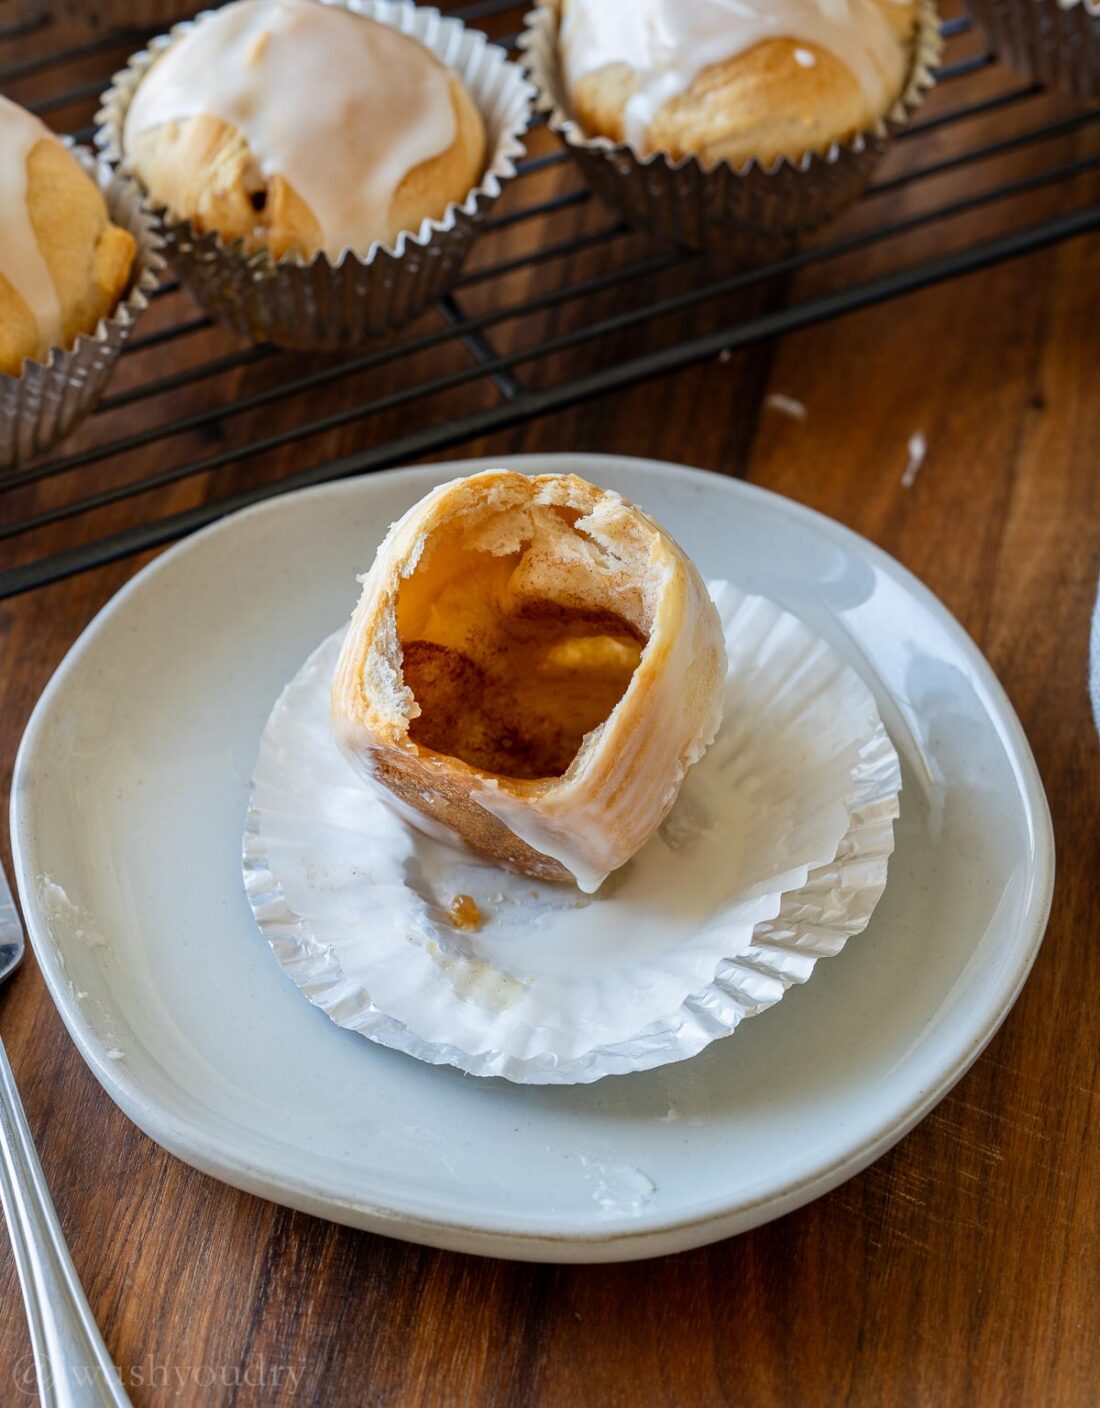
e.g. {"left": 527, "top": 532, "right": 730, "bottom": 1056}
{"left": 1, "top": 6, "right": 1098, "bottom": 1406}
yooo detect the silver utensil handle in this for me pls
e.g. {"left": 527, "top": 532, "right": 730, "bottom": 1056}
{"left": 0, "top": 1035, "right": 131, "bottom": 1408}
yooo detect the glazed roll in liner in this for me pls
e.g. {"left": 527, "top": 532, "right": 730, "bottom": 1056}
{"left": 96, "top": 0, "right": 533, "bottom": 350}
{"left": 519, "top": 0, "right": 942, "bottom": 258}
{"left": 331, "top": 471, "right": 727, "bottom": 892}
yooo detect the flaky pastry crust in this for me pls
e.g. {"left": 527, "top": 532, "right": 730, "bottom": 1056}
{"left": 561, "top": 0, "right": 920, "bottom": 166}
{"left": 331, "top": 470, "right": 727, "bottom": 892}
{"left": 0, "top": 137, "right": 136, "bottom": 375}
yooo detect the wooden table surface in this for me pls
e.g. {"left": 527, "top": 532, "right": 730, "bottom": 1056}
{"left": 1, "top": 7, "right": 1098, "bottom": 1405}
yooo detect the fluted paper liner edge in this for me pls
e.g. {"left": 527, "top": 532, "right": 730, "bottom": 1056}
{"left": 966, "top": 0, "right": 1100, "bottom": 99}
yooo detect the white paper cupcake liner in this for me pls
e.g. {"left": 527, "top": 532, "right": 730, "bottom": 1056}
{"left": 967, "top": 0, "right": 1100, "bottom": 99}
{"left": 96, "top": 0, "right": 534, "bottom": 350}
{"left": 243, "top": 581, "right": 902, "bottom": 1085}
{"left": 0, "top": 146, "right": 163, "bottom": 471}
{"left": 519, "top": 0, "right": 942, "bottom": 258}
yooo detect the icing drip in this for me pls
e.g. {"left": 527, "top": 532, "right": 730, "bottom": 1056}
{"left": 124, "top": 0, "right": 458, "bottom": 257}
{"left": 0, "top": 95, "right": 64, "bottom": 355}
{"left": 561, "top": 0, "right": 912, "bottom": 152}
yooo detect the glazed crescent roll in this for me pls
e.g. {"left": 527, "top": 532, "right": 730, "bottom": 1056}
{"left": 0, "top": 94, "right": 136, "bottom": 375}
{"left": 121, "top": 0, "right": 487, "bottom": 261}
{"left": 331, "top": 470, "right": 726, "bottom": 893}
{"left": 558, "top": 0, "right": 921, "bottom": 167}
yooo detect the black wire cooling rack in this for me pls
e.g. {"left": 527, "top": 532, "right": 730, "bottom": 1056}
{"left": 0, "top": 0, "right": 1097, "bottom": 599}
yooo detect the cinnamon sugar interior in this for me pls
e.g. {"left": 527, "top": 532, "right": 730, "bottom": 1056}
{"left": 395, "top": 507, "right": 647, "bottom": 780}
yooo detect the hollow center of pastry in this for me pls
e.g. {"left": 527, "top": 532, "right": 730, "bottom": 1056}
{"left": 396, "top": 521, "right": 647, "bottom": 780}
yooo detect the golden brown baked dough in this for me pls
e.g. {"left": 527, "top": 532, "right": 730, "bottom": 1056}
{"left": 331, "top": 471, "right": 727, "bottom": 892}
{"left": 559, "top": 0, "right": 920, "bottom": 167}
{"left": 122, "top": 2, "right": 488, "bottom": 260}
{"left": 125, "top": 88, "right": 485, "bottom": 260}
{"left": 0, "top": 112, "right": 136, "bottom": 376}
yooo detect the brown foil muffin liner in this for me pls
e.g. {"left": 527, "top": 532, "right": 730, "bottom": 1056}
{"left": 35, "top": 1, "right": 208, "bottom": 33}
{"left": 519, "top": 0, "right": 943, "bottom": 260}
{"left": 0, "top": 147, "right": 163, "bottom": 472}
{"left": 96, "top": 0, "right": 534, "bottom": 352}
{"left": 966, "top": 0, "right": 1100, "bottom": 100}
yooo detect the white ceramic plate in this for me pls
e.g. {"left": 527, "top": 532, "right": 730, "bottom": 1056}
{"left": 11, "top": 456, "right": 1054, "bottom": 1263}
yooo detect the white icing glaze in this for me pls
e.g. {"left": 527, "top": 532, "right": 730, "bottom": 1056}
{"left": 472, "top": 776, "right": 611, "bottom": 894}
{"left": 0, "top": 95, "right": 64, "bottom": 354}
{"left": 560, "top": 0, "right": 912, "bottom": 152}
{"left": 124, "top": 0, "right": 458, "bottom": 257}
